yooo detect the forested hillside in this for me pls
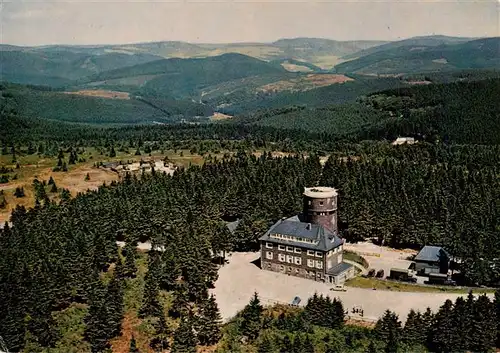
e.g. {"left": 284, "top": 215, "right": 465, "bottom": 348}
{"left": 0, "top": 49, "right": 162, "bottom": 87}
{"left": 0, "top": 83, "right": 213, "bottom": 125}
{"left": 238, "top": 78, "right": 500, "bottom": 144}
{"left": 0, "top": 147, "right": 499, "bottom": 351}
{"left": 335, "top": 38, "right": 500, "bottom": 74}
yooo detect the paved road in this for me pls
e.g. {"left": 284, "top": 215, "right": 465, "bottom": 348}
{"left": 343, "top": 259, "right": 368, "bottom": 275}
{"left": 211, "top": 252, "right": 493, "bottom": 322}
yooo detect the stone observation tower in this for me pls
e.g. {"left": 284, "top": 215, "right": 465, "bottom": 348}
{"left": 302, "top": 186, "right": 338, "bottom": 233}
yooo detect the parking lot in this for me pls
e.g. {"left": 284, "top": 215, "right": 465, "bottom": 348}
{"left": 343, "top": 241, "right": 430, "bottom": 284}
{"left": 211, "top": 251, "right": 489, "bottom": 322}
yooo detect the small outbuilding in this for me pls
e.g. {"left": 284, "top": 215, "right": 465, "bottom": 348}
{"left": 413, "top": 245, "right": 451, "bottom": 275}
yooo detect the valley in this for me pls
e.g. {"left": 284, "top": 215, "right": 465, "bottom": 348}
{"left": 1, "top": 28, "right": 499, "bottom": 353}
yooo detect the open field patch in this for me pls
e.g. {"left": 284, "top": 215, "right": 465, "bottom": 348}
{"left": 209, "top": 112, "right": 233, "bottom": 121}
{"left": 257, "top": 74, "right": 354, "bottom": 93}
{"left": 64, "top": 89, "right": 131, "bottom": 99}
{"left": 281, "top": 62, "right": 313, "bottom": 72}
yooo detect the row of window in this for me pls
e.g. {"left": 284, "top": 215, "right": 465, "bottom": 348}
{"left": 275, "top": 264, "right": 323, "bottom": 278}
{"left": 326, "top": 246, "right": 343, "bottom": 256}
{"left": 270, "top": 233, "right": 317, "bottom": 244}
{"left": 265, "top": 252, "right": 323, "bottom": 269}
{"left": 265, "top": 243, "right": 323, "bottom": 257}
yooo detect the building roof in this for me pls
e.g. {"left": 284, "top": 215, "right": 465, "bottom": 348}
{"left": 303, "top": 186, "right": 337, "bottom": 199}
{"left": 326, "top": 262, "right": 353, "bottom": 276}
{"left": 259, "top": 215, "right": 343, "bottom": 252}
{"left": 414, "top": 246, "right": 450, "bottom": 263}
{"left": 225, "top": 219, "right": 240, "bottom": 234}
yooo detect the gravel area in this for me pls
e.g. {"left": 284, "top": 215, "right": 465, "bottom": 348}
{"left": 211, "top": 252, "right": 493, "bottom": 322}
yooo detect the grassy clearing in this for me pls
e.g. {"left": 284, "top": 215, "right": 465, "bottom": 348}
{"left": 0, "top": 148, "right": 224, "bottom": 223}
{"left": 343, "top": 250, "right": 369, "bottom": 269}
{"left": 346, "top": 276, "right": 497, "bottom": 294}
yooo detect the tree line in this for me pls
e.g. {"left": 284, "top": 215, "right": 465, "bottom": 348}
{"left": 219, "top": 290, "right": 500, "bottom": 353}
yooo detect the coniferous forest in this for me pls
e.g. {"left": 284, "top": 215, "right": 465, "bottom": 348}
{"left": 1, "top": 72, "right": 500, "bottom": 352}
{"left": 0, "top": 145, "right": 499, "bottom": 352}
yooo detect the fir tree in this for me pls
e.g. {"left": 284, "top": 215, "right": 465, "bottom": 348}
{"left": 280, "top": 335, "right": 293, "bottom": 353}
{"left": 150, "top": 315, "right": 170, "bottom": 352}
{"left": 122, "top": 241, "right": 137, "bottom": 278}
{"left": 139, "top": 270, "right": 163, "bottom": 319}
{"left": 240, "top": 292, "right": 263, "bottom": 341}
{"left": 303, "top": 335, "right": 315, "bottom": 353}
{"left": 14, "top": 187, "right": 25, "bottom": 198}
{"left": 402, "top": 309, "right": 425, "bottom": 346}
{"left": 129, "top": 335, "right": 139, "bottom": 352}
{"left": 172, "top": 316, "right": 197, "bottom": 353}
{"left": 196, "top": 294, "right": 222, "bottom": 345}
{"left": 429, "top": 299, "right": 456, "bottom": 353}
{"left": 374, "top": 310, "right": 402, "bottom": 353}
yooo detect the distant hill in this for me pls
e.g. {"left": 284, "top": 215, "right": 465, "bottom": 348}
{"left": 335, "top": 37, "right": 500, "bottom": 75}
{"left": 0, "top": 83, "right": 213, "bottom": 125}
{"left": 342, "top": 35, "right": 473, "bottom": 59}
{"left": 235, "top": 77, "right": 500, "bottom": 144}
{"left": 0, "top": 49, "right": 163, "bottom": 87}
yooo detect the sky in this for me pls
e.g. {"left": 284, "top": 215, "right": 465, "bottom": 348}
{"left": 1, "top": 0, "right": 499, "bottom": 46}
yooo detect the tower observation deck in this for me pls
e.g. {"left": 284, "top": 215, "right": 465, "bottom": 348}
{"left": 302, "top": 186, "right": 338, "bottom": 233}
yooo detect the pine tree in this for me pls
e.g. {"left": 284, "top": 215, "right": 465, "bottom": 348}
{"left": 366, "top": 340, "right": 379, "bottom": 353}
{"left": 129, "top": 335, "right": 139, "bottom": 353}
{"left": 139, "top": 270, "right": 163, "bottom": 319}
{"left": 292, "top": 334, "right": 303, "bottom": 353}
{"left": 257, "top": 335, "right": 274, "bottom": 353}
{"left": 374, "top": 310, "right": 402, "bottom": 353}
{"left": 495, "top": 290, "right": 500, "bottom": 348}
{"left": 50, "top": 182, "right": 58, "bottom": 193}
{"left": 402, "top": 309, "right": 425, "bottom": 346}
{"left": 107, "top": 273, "right": 124, "bottom": 338}
{"left": 84, "top": 284, "right": 113, "bottom": 353}
{"left": 14, "top": 187, "right": 25, "bottom": 198}
{"left": 429, "top": 299, "right": 456, "bottom": 353}
{"left": 60, "top": 188, "right": 71, "bottom": 202}
{"left": 123, "top": 241, "right": 137, "bottom": 278}
{"left": 469, "top": 294, "right": 496, "bottom": 352}
{"left": 110, "top": 146, "right": 116, "bottom": 158}
{"left": 240, "top": 292, "right": 263, "bottom": 341}
{"left": 303, "top": 335, "right": 315, "bottom": 353}
{"left": 280, "top": 335, "right": 293, "bottom": 353}
{"left": 172, "top": 316, "right": 197, "bottom": 353}
{"left": 150, "top": 315, "right": 170, "bottom": 352}
{"left": 196, "top": 294, "right": 222, "bottom": 345}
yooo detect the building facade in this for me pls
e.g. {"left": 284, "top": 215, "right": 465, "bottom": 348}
{"left": 413, "top": 246, "right": 451, "bottom": 275}
{"left": 259, "top": 187, "right": 354, "bottom": 285}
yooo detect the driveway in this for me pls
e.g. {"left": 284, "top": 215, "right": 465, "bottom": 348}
{"left": 211, "top": 252, "right": 492, "bottom": 322}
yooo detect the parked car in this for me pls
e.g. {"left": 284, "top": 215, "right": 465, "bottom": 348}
{"left": 290, "top": 296, "right": 301, "bottom": 306}
{"left": 330, "top": 284, "right": 347, "bottom": 292}
{"left": 389, "top": 268, "right": 417, "bottom": 283}
{"left": 367, "top": 268, "right": 376, "bottom": 277}
{"left": 376, "top": 269, "right": 385, "bottom": 278}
